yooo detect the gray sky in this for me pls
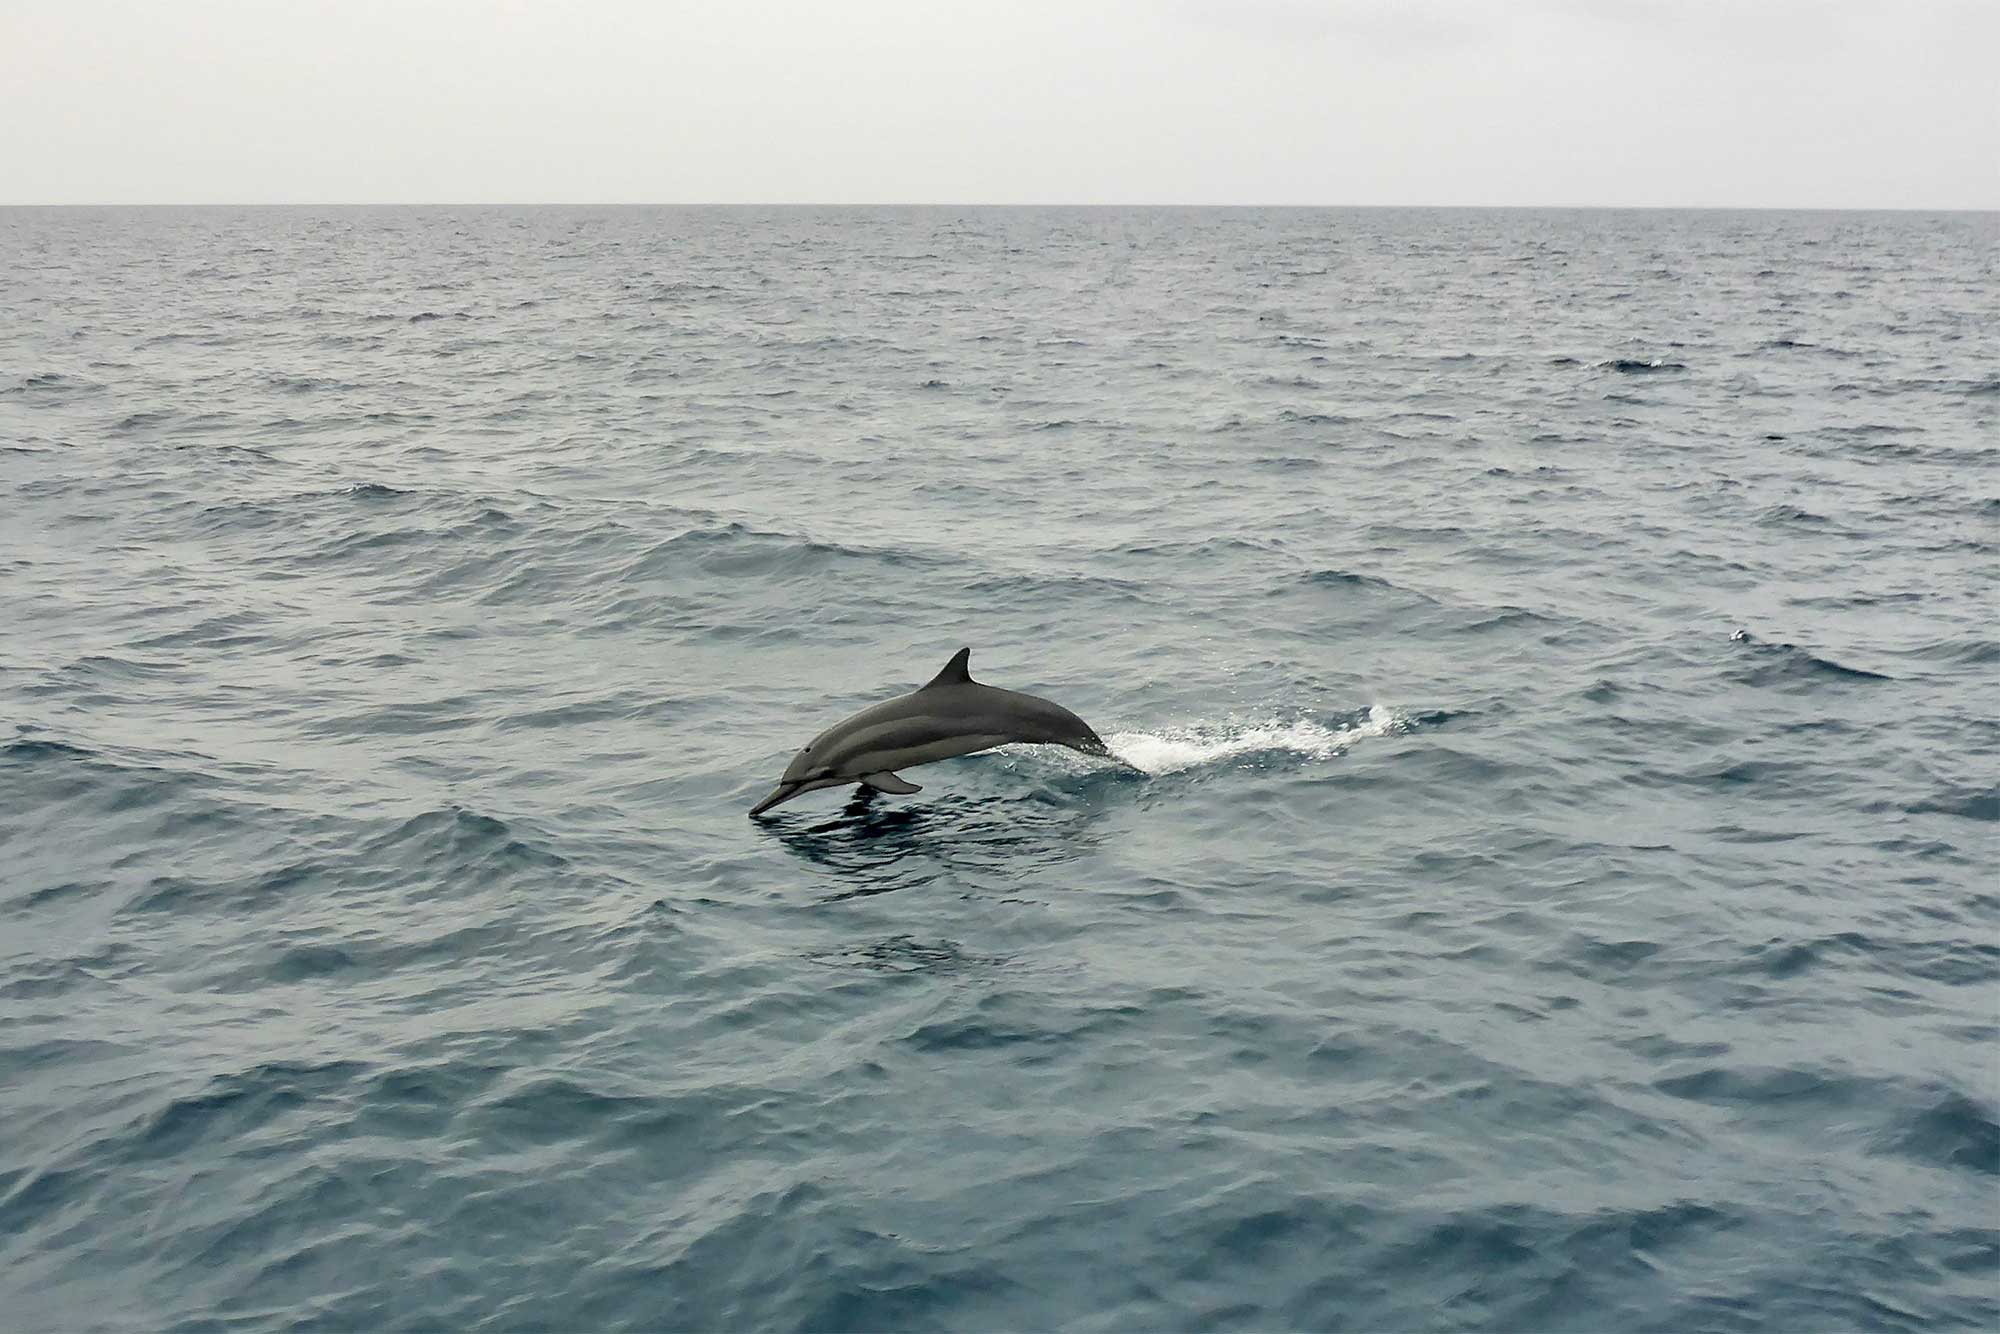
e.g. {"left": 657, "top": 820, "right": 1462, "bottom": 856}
{"left": 4, "top": 0, "right": 1994, "bottom": 207}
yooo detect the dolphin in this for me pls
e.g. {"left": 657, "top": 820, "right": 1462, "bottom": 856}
{"left": 749, "top": 647, "right": 1115, "bottom": 817}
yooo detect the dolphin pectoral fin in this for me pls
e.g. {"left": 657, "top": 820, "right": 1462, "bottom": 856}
{"left": 858, "top": 771, "right": 922, "bottom": 795}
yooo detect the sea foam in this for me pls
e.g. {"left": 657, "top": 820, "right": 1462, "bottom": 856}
{"left": 1105, "top": 705, "right": 1406, "bottom": 775}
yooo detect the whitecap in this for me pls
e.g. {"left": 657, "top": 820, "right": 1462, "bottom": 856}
{"left": 1099, "top": 705, "right": 1407, "bottom": 776}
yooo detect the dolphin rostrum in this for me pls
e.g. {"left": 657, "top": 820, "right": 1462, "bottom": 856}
{"left": 749, "top": 647, "right": 1115, "bottom": 817}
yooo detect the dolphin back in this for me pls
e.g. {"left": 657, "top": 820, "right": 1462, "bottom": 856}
{"left": 950, "top": 682, "right": 1107, "bottom": 752}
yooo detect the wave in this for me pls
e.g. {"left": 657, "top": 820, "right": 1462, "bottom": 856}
{"left": 1, "top": 370, "right": 105, "bottom": 403}
{"left": 1887, "top": 1090, "right": 2000, "bottom": 1176}
{"left": 1898, "top": 638, "right": 1998, "bottom": 668}
{"left": 365, "top": 805, "right": 566, "bottom": 871}
{"left": 1297, "top": 568, "right": 1409, "bottom": 595}
{"left": 1908, "top": 787, "right": 1999, "bottom": 823}
{"left": 1105, "top": 706, "right": 1407, "bottom": 776}
{"left": 961, "top": 570, "right": 1150, "bottom": 602}
{"left": 625, "top": 522, "right": 944, "bottom": 582}
{"left": 1727, "top": 629, "right": 1892, "bottom": 687}
{"left": 1118, "top": 536, "right": 1283, "bottom": 561}
{"left": 1760, "top": 337, "right": 1856, "bottom": 358}
{"left": 1592, "top": 358, "right": 1688, "bottom": 373}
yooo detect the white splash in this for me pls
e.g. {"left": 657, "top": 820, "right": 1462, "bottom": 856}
{"left": 1104, "top": 705, "right": 1406, "bottom": 776}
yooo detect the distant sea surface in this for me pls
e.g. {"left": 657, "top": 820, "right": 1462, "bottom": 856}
{"left": 3, "top": 206, "right": 1995, "bottom": 1332}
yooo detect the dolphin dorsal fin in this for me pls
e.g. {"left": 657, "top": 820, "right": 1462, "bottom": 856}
{"left": 923, "top": 647, "right": 975, "bottom": 689}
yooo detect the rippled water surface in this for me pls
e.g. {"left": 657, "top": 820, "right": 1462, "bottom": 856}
{"left": 3, "top": 206, "right": 1996, "bottom": 1331}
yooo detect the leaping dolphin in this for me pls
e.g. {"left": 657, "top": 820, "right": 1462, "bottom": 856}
{"left": 749, "top": 647, "right": 1115, "bottom": 817}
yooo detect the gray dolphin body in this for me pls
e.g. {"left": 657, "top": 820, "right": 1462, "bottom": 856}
{"left": 749, "top": 647, "right": 1113, "bottom": 817}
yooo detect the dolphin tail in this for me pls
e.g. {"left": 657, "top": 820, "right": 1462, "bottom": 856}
{"left": 1068, "top": 731, "right": 1113, "bottom": 758}
{"left": 1064, "top": 731, "right": 1141, "bottom": 770}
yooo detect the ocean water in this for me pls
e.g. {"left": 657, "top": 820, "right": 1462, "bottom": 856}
{"left": 2, "top": 205, "right": 1995, "bottom": 1332}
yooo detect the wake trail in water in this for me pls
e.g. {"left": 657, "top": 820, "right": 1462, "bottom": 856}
{"left": 1104, "top": 705, "right": 1407, "bottom": 775}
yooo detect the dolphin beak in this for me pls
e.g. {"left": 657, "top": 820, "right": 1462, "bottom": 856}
{"left": 749, "top": 782, "right": 801, "bottom": 818}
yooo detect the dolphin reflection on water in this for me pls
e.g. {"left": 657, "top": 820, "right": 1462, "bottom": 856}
{"left": 774, "top": 786, "right": 1118, "bottom": 901}
{"left": 750, "top": 647, "right": 1122, "bottom": 817}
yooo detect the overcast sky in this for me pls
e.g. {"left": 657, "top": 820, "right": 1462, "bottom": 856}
{"left": 3, "top": 0, "right": 1994, "bottom": 207}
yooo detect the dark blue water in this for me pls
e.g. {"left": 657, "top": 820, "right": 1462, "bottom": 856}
{"left": 3, "top": 206, "right": 1996, "bottom": 1332}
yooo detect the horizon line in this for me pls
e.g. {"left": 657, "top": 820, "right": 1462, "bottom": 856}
{"left": 2, "top": 201, "right": 1996, "bottom": 214}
